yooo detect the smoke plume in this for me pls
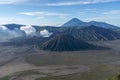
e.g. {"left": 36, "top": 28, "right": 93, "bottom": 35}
{"left": 0, "top": 25, "right": 53, "bottom": 42}
{"left": 40, "top": 29, "right": 53, "bottom": 37}
{"left": 0, "top": 25, "right": 25, "bottom": 42}
{"left": 20, "top": 25, "right": 37, "bottom": 36}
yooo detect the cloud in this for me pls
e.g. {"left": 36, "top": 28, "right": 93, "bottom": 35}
{"left": 0, "top": 17, "right": 26, "bottom": 25}
{"left": 20, "top": 12, "right": 68, "bottom": 18}
{"left": 20, "top": 25, "right": 37, "bottom": 36}
{"left": 103, "top": 10, "right": 120, "bottom": 14}
{"left": 0, "top": 0, "right": 28, "bottom": 4}
{"left": 20, "top": 26, "right": 53, "bottom": 37}
{"left": 0, "top": 25, "right": 53, "bottom": 42}
{"left": 40, "top": 29, "right": 53, "bottom": 37}
{"left": 0, "top": 18, "right": 16, "bottom": 24}
{"left": 0, "top": 0, "right": 118, "bottom": 5}
{"left": 85, "top": 8, "right": 97, "bottom": 11}
{"left": 45, "top": 0, "right": 118, "bottom": 6}
{"left": 77, "top": 12, "right": 85, "bottom": 15}
{"left": 0, "top": 25, "right": 25, "bottom": 42}
{"left": 86, "top": 16, "right": 120, "bottom": 21}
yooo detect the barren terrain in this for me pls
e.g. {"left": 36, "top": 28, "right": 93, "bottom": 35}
{"left": 0, "top": 40, "right": 120, "bottom": 80}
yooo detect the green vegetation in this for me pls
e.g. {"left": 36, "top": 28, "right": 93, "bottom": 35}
{"left": 0, "top": 76, "right": 10, "bottom": 80}
{"left": 108, "top": 76, "right": 118, "bottom": 80}
{"left": 107, "top": 75, "right": 120, "bottom": 80}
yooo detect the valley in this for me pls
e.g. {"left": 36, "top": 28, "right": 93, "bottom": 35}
{"left": 0, "top": 0, "right": 120, "bottom": 79}
{"left": 0, "top": 18, "right": 120, "bottom": 80}
{"left": 0, "top": 40, "right": 120, "bottom": 80}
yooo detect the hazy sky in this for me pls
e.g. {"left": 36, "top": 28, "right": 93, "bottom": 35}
{"left": 0, "top": 0, "right": 120, "bottom": 26}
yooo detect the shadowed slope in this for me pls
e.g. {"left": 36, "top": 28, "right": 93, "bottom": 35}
{"left": 62, "top": 25, "right": 120, "bottom": 41}
{"left": 40, "top": 34, "right": 107, "bottom": 51}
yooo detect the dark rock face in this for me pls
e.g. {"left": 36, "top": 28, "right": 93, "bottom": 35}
{"left": 62, "top": 25, "right": 120, "bottom": 41}
{"left": 40, "top": 34, "right": 106, "bottom": 51}
{"left": 4, "top": 24, "right": 24, "bottom": 30}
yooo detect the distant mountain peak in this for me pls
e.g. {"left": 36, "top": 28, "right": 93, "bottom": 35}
{"left": 66, "top": 18, "right": 84, "bottom": 23}
{"left": 70, "top": 18, "right": 82, "bottom": 22}
{"left": 61, "top": 18, "right": 119, "bottom": 29}
{"left": 61, "top": 18, "right": 88, "bottom": 27}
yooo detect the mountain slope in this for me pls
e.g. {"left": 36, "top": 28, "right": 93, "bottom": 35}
{"left": 30, "top": 25, "right": 120, "bottom": 41}
{"left": 89, "top": 21, "right": 119, "bottom": 29}
{"left": 61, "top": 18, "right": 88, "bottom": 27}
{"left": 62, "top": 25, "right": 120, "bottom": 41}
{"left": 40, "top": 34, "right": 106, "bottom": 51}
{"left": 61, "top": 18, "right": 119, "bottom": 29}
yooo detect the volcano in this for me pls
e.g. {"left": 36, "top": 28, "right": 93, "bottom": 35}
{"left": 40, "top": 34, "right": 106, "bottom": 51}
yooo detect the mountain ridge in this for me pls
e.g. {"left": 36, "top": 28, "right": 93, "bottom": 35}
{"left": 61, "top": 18, "right": 119, "bottom": 29}
{"left": 2, "top": 18, "right": 120, "bottom": 29}
{"left": 62, "top": 25, "right": 120, "bottom": 41}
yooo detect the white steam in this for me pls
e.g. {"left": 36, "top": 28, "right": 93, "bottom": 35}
{"left": 0, "top": 25, "right": 53, "bottom": 42}
{"left": 20, "top": 25, "right": 37, "bottom": 36}
{"left": 0, "top": 26, "right": 25, "bottom": 42}
{"left": 40, "top": 29, "right": 53, "bottom": 37}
